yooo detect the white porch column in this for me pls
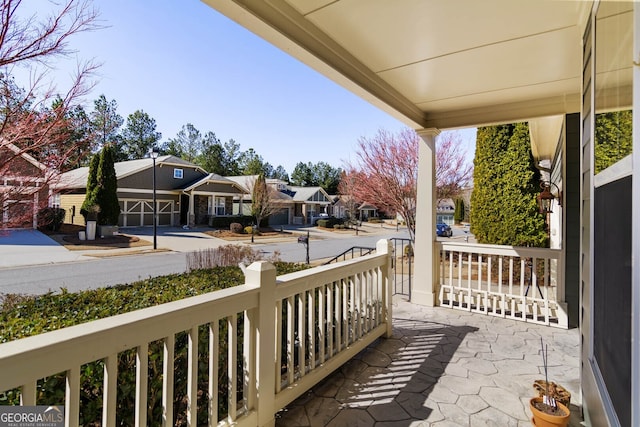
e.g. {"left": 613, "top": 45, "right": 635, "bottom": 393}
{"left": 412, "top": 128, "right": 440, "bottom": 306}
{"left": 188, "top": 193, "right": 195, "bottom": 226}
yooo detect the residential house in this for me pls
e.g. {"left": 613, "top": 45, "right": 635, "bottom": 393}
{"left": 0, "top": 142, "right": 51, "bottom": 229}
{"left": 357, "top": 202, "right": 378, "bottom": 221}
{"left": 54, "top": 156, "right": 247, "bottom": 227}
{"left": 226, "top": 175, "right": 332, "bottom": 225}
{"left": 436, "top": 199, "right": 455, "bottom": 225}
{"left": 331, "top": 194, "right": 354, "bottom": 220}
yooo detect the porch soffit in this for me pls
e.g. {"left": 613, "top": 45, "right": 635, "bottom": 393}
{"left": 202, "top": 0, "right": 589, "bottom": 130}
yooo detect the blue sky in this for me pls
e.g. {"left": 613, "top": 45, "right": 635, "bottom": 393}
{"left": 15, "top": 0, "right": 475, "bottom": 174}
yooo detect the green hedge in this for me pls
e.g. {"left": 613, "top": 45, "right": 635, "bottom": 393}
{"left": 0, "top": 262, "right": 307, "bottom": 425}
{"left": 316, "top": 217, "right": 341, "bottom": 228}
{"left": 209, "top": 215, "right": 254, "bottom": 229}
{"left": 38, "top": 207, "right": 66, "bottom": 231}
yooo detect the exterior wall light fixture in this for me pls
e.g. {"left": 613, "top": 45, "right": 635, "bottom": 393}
{"left": 537, "top": 181, "right": 562, "bottom": 214}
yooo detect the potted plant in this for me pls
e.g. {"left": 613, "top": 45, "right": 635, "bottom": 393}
{"left": 530, "top": 339, "right": 570, "bottom": 427}
{"left": 84, "top": 205, "right": 100, "bottom": 241}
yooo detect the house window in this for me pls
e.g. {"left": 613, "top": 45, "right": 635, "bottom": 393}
{"left": 173, "top": 168, "right": 183, "bottom": 179}
{"left": 215, "top": 197, "right": 225, "bottom": 216}
{"left": 50, "top": 194, "right": 61, "bottom": 208}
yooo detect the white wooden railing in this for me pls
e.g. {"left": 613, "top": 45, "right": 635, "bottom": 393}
{"left": 437, "top": 241, "right": 568, "bottom": 328}
{"left": 0, "top": 240, "right": 393, "bottom": 427}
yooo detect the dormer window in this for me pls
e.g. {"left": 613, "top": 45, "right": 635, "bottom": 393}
{"left": 173, "top": 168, "right": 183, "bottom": 179}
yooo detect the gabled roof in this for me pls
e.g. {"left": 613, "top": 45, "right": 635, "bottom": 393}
{"left": 288, "top": 186, "right": 331, "bottom": 203}
{"left": 54, "top": 155, "right": 205, "bottom": 189}
{"left": 1, "top": 142, "right": 48, "bottom": 172}
{"left": 183, "top": 173, "right": 248, "bottom": 193}
{"left": 225, "top": 175, "right": 257, "bottom": 192}
{"left": 358, "top": 203, "right": 378, "bottom": 211}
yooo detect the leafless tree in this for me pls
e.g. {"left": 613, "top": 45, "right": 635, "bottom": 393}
{"left": 250, "top": 174, "right": 281, "bottom": 232}
{"left": 343, "top": 128, "right": 473, "bottom": 242}
{"left": 0, "top": 0, "right": 100, "bottom": 228}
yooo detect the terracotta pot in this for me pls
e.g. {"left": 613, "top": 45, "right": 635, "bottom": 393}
{"left": 530, "top": 397, "right": 570, "bottom": 427}
{"left": 533, "top": 380, "right": 571, "bottom": 407}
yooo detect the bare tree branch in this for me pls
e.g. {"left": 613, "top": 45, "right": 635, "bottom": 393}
{"left": 0, "top": 0, "right": 100, "bottom": 228}
{"left": 342, "top": 128, "right": 473, "bottom": 242}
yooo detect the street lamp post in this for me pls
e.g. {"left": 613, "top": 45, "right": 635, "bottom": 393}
{"left": 149, "top": 146, "right": 159, "bottom": 250}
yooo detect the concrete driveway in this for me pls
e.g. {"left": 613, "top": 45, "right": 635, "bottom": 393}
{"left": 0, "top": 227, "right": 234, "bottom": 269}
{"left": 0, "top": 229, "right": 88, "bottom": 268}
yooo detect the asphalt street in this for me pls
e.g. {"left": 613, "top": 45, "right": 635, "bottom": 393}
{"left": 0, "top": 223, "right": 470, "bottom": 296}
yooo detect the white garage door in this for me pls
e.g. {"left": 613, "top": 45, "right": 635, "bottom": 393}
{"left": 120, "top": 199, "right": 173, "bottom": 226}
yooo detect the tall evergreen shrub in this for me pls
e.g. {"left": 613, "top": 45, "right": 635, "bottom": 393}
{"left": 470, "top": 123, "right": 547, "bottom": 247}
{"left": 80, "top": 153, "right": 100, "bottom": 222}
{"left": 95, "top": 144, "right": 121, "bottom": 225}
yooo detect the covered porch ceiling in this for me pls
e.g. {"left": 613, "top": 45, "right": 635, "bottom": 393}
{"left": 203, "top": 0, "right": 591, "bottom": 158}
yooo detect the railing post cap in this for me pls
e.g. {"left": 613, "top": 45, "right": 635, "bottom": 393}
{"left": 246, "top": 261, "right": 276, "bottom": 272}
{"left": 376, "top": 239, "right": 392, "bottom": 253}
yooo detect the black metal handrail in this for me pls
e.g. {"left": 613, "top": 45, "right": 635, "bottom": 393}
{"left": 323, "top": 246, "right": 375, "bottom": 265}
{"left": 390, "top": 238, "right": 412, "bottom": 298}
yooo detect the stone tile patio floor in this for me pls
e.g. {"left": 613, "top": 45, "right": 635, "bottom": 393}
{"left": 275, "top": 299, "right": 583, "bottom": 427}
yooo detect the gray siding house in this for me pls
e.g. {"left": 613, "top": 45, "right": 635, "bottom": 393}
{"left": 55, "top": 156, "right": 247, "bottom": 227}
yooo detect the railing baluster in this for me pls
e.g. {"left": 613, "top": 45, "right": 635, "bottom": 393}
{"left": 298, "top": 292, "right": 306, "bottom": 377}
{"left": 135, "top": 343, "right": 148, "bottom": 427}
{"left": 349, "top": 276, "right": 356, "bottom": 345}
{"left": 364, "top": 272, "right": 370, "bottom": 333}
{"left": 20, "top": 382, "right": 36, "bottom": 406}
{"left": 208, "top": 321, "right": 218, "bottom": 426}
{"left": 467, "top": 253, "right": 472, "bottom": 291}
{"left": 478, "top": 254, "right": 483, "bottom": 292}
{"left": 371, "top": 269, "right": 376, "bottom": 330}
{"left": 228, "top": 314, "right": 237, "bottom": 421}
{"left": 244, "top": 309, "right": 256, "bottom": 414}
{"left": 498, "top": 256, "right": 503, "bottom": 295}
{"left": 520, "top": 258, "right": 526, "bottom": 297}
{"left": 103, "top": 353, "right": 118, "bottom": 427}
{"left": 326, "top": 283, "right": 333, "bottom": 358}
{"left": 66, "top": 365, "right": 80, "bottom": 427}
{"left": 187, "top": 326, "right": 198, "bottom": 426}
{"left": 286, "top": 296, "right": 294, "bottom": 385}
{"left": 275, "top": 300, "right": 283, "bottom": 393}
{"left": 163, "top": 335, "right": 175, "bottom": 427}
{"left": 356, "top": 273, "right": 363, "bottom": 339}
{"left": 318, "top": 285, "right": 325, "bottom": 364}
{"left": 307, "top": 290, "right": 315, "bottom": 370}
{"left": 342, "top": 278, "right": 348, "bottom": 345}
{"left": 334, "top": 283, "right": 341, "bottom": 353}
{"left": 487, "top": 255, "right": 492, "bottom": 294}
{"left": 509, "top": 257, "right": 514, "bottom": 295}
{"left": 544, "top": 259, "right": 550, "bottom": 324}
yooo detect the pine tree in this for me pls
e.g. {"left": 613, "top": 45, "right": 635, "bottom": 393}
{"left": 95, "top": 144, "right": 121, "bottom": 225}
{"left": 470, "top": 123, "right": 547, "bottom": 247}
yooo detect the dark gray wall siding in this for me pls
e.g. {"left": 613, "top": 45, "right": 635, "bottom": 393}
{"left": 565, "top": 113, "right": 580, "bottom": 328}
{"left": 192, "top": 182, "right": 244, "bottom": 193}
{"left": 119, "top": 167, "right": 206, "bottom": 190}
